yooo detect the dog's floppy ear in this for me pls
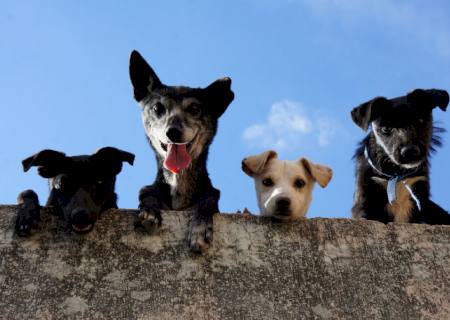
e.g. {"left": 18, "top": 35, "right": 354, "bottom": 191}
{"left": 22, "top": 150, "right": 69, "bottom": 178}
{"left": 91, "top": 147, "right": 135, "bottom": 175}
{"left": 203, "top": 77, "right": 235, "bottom": 118}
{"left": 242, "top": 150, "right": 277, "bottom": 177}
{"left": 299, "top": 158, "right": 333, "bottom": 188}
{"left": 111, "top": 148, "right": 135, "bottom": 165}
{"left": 351, "top": 97, "right": 390, "bottom": 131}
{"left": 407, "top": 89, "right": 449, "bottom": 112}
{"left": 129, "top": 50, "right": 162, "bottom": 102}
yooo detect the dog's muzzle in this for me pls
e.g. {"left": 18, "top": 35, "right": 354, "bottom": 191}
{"left": 161, "top": 128, "right": 196, "bottom": 174}
{"left": 70, "top": 208, "right": 97, "bottom": 233}
{"left": 166, "top": 127, "right": 183, "bottom": 143}
{"left": 61, "top": 189, "right": 100, "bottom": 234}
{"left": 399, "top": 145, "right": 422, "bottom": 164}
{"left": 273, "top": 197, "right": 291, "bottom": 217}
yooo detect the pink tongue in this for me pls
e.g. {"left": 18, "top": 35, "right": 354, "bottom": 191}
{"left": 164, "top": 144, "right": 192, "bottom": 174}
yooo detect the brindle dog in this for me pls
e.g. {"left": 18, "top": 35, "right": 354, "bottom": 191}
{"left": 129, "top": 50, "right": 234, "bottom": 253}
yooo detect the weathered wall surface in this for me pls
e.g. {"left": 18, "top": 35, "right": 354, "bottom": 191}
{"left": 1, "top": 205, "right": 450, "bottom": 320}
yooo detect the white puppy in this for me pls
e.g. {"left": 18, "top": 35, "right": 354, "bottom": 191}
{"left": 242, "top": 150, "right": 333, "bottom": 219}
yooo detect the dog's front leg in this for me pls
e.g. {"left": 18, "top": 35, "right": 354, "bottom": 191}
{"left": 352, "top": 182, "right": 374, "bottom": 220}
{"left": 423, "top": 201, "right": 450, "bottom": 225}
{"left": 410, "top": 181, "right": 450, "bottom": 225}
{"left": 136, "top": 184, "right": 169, "bottom": 233}
{"left": 15, "top": 190, "right": 41, "bottom": 236}
{"left": 188, "top": 188, "right": 220, "bottom": 253}
{"left": 352, "top": 171, "right": 392, "bottom": 222}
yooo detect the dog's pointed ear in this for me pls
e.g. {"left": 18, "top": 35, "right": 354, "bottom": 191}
{"left": 129, "top": 50, "right": 162, "bottom": 102}
{"left": 22, "top": 150, "right": 68, "bottom": 178}
{"left": 299, "top": 158, "right": 333, "bottom": 188}
{"left": 407, "top": 89, "right": 449, "bottom": 112}
{"left": 203, "top": 77, "right": 234, "bottom": 118}
{"left": 351, "top": 97, "right": 389, "bottom": 131}
{"left": 92, "top": 147, "right": 135, "bottom": 175}
{"left": 242, "top": 150, "right": 277, "bottom": 177}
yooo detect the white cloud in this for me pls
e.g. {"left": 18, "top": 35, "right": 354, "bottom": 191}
{"left": 268, "top": 100, "right": 313, "bottom": 134}
{"left": 317, "top": 117, "right": 337, "bottom": 146}
{"left": 299, "top": 0, "right": 450, "bottom": 58}
{"left": 242, "top": 100, "right": 342, "bottom": 151}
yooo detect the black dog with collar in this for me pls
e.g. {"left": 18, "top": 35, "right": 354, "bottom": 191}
{"left": 351, "top": 88, "right": 450, "bottom": 224}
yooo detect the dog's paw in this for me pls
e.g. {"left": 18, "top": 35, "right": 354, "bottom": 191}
{"left": 134, "top": 209, "right": 162, "bottom": 234}
{"left": 188, "top": 218, "right": 213, "bottom": 253}
{"left": 15, "top": 206, "right": 39, "bottom": 237}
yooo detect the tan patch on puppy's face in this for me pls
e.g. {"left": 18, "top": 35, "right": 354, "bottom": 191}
{"left": 242, "top": 152, "right": 332, "bottom": 219}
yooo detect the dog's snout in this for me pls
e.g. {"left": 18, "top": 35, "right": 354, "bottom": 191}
{"left": 70, "top": 208, "right": 97, "bottom": 233}
{"left": 166, "top": 127, "right": 183, "bottom": 143}
{"left": 71, "top": 208, "right": 91, "bottom": 225}
{"left": 400, "top": 145, "right": 421, "bottom": 161}
{"left": 276, "top": 197, "right": 291, "bottom": 213}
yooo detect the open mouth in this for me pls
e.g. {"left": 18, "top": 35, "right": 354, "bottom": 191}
{"left": 160, "top": 141, "right": 193, "bottom": 152}
{"left": 160, "top": 138, "right": 195, "bottom": 174}
{"left": 71, "top": 223, "right": 94, "bottom": 233}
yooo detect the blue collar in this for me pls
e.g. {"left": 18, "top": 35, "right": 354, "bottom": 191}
{"left": 364, "top": 147, "right": 421, "bottom": 211}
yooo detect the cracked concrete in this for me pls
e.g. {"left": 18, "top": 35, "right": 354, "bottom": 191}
{"left": 1, "top": 205, "right": 450, "bottom": 319}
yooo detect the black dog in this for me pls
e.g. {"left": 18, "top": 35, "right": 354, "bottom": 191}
{"left": 16, "top": 147, "right": 134, "bottom": 235}
{"left": 129, "top": 50, "right": 234, "bottom": 252}
{"left": 351, "top": 88, "right": 450, "bottom": 224}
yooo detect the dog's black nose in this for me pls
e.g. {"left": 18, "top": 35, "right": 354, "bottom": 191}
{"left": 166, "top": 127, "right": 183, "bottom": 143}
{"left": 71, "top": 208, "right": 92, "bottom": 225}
{"left": 400, "top": 145, "right": 421, "bottom": 161}
{"left": 276, "top": 198, "right": 291, "bottom": 213}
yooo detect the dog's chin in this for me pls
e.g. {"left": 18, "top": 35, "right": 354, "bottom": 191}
{"left": 268, "top": 210, "right": 292, "bottom": 221}
{"left": 271, "top": 215, "right": 292, "bottom": 221}
{"left": 71, "top": 223, "right": 94, "bottom": 234}
{"left": 397, "top": 159, "right": 424, "bottom": 170}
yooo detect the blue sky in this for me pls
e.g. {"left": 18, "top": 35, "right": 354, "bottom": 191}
{"left": 1, "top": 0, "right": 450, "bottom": 218}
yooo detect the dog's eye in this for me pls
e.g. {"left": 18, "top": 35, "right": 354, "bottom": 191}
{"left": 186, "top": 103, "right": 201, "bottom": 117}
{"left": 262, "top": 178, "right": 274, "bottom": 187}
{"left": 294, "top": 178, "right": 305, "bottom": 189}
{"left": 152, "top": 102, "right": 165, "bottom": 117}
{"left": 380, "top": 127, "right": 392, "bottom": 135}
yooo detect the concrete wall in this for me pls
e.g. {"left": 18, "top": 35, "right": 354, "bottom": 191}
{"left": 1, "top": 205, "right": 450, "bottom": 319}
